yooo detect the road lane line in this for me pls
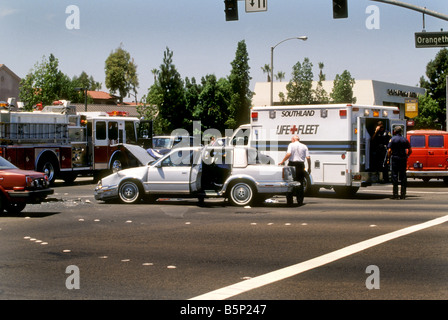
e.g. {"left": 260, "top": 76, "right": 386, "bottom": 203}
{"left": 189, "top": 215, "right": 448, "bottom": 300}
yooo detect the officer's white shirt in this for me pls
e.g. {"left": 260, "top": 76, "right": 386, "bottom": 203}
{"left": 287, "top": 141, "right": 310, "bottom": 162}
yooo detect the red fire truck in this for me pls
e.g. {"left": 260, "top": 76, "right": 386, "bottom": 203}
{"left": 0, "top": 101, "right": 148, "bottom": 184}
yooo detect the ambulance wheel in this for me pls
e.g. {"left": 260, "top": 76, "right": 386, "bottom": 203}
{"left": 228, "top": 181, "right": 255, "bottom": 207}
{"left": 118, "top": 180, "right": 142, "bottom": 204}
{"left": 333, "top": 186, "right": 359, "bottom": 197}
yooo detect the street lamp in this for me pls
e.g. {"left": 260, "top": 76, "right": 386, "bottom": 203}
{"left": 270, "top": 36, "right": 308, "bottom": 106}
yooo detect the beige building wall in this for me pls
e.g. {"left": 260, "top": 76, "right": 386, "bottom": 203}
{"left": 0, "top": 64, "right": 21, "bottom": 103}
{"left": 252, "top": 80, "right": 426, "bottom": 118}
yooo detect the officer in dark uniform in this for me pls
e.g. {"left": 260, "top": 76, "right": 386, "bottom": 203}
{"left": 371, "top": 121, "right": 391, "bottom": 182}
{"left": 387, "top": 126, "right": 412, "bottom": 199}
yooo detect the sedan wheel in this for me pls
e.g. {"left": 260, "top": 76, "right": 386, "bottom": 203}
{"left": 118, "top": 181, "right": 141, "bottom": 204}
{"left": 6, "top": 203, "right": 26, "bottom": 214}
{"left": 229, "top": 181, "right": 255, "bottom": 207}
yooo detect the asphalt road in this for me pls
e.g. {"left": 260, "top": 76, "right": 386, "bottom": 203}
{"left": 0, "top": 178, "right": 447, "bottom": 306}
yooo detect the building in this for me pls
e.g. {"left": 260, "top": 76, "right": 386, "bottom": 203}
{"left": 252, "top": 80, "right": 426, "bottom": 119}
{"left": 87, "top": 90, "right": 120, "bottom": 105}
{"left": 72, "top": 103, "right": 141, "bottom": 117}
{"left": 0, "top": 64, "right": 21, "bottom": 104}
{"left": 72, "top": 91, "right": 141, "bottom": 116}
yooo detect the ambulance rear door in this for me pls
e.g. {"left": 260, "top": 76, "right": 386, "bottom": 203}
{"left": 356, "top": 117, "right": 367, "bottom": 173}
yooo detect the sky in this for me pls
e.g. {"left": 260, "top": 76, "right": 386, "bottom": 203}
{"left": 0, "top": 0, "right": 447, "bottom": 102}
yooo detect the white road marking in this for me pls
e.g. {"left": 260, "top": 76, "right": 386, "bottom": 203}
{"left": 190, "top": 215, "right": 448, "bottom": 300}
{"left": 360, "top": 187, "right": 448, "bottom": 195}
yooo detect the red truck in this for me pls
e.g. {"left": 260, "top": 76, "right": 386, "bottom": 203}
{"left": 407, "top": 129, "right": 448, "bottom": 184}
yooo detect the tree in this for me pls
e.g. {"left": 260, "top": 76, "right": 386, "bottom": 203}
{"left": 146, "top": 47, "right": 187, "bottom": 134}
{"left": 136, "top": 95, "right": 158, "bottom": 124}
{"left": 419, "top": 48, "right": 447, "bottom": 129}
{"left": 72, "top": 71, "right": 102, "bottom": 91}
{"left": 227, "top": 40, "right": 253, "bottom": 128}
{"left": 151, "top": 68, "right": 160, "bottom": 83}
{"left": 330, "top": 70, "right": 356, "bottom": 104}
{"left": 19, "top": 54, "right": 71, "bottom": 110}
{"left": 261, "top": 64, "right": 271, "bottom": 82}
{"left": 275, "top": 71, "right": 285, "bottom": 82}
{"left": 195, "top": 74, "right": 231, "bottom": 132}
{"left": 105, "top": 44, "right": 139, "bottom": 103}
{"left": 286, "top": 57, "right": 314, "bottom": 105}
{"left": 71, "top": 71, "right": 101, "bottom": 103}
{"left": 184, "top": 76, "right": 201, "bottom": 126}
{"left": 414, "top": 93, "right": 444, "bottom": 129}
{"left": 314, "top": 62, "right": 329, "bottom": 104}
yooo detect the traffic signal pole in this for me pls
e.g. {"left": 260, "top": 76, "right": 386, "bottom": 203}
{"left": 370, "top": 0, "right": 448, "bottom": 22}
{"left": 370, "top": 0, "right": 448, "bottom": 131}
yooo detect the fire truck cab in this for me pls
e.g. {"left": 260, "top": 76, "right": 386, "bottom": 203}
{"left": 0, "top": 102, "right": 144, "bottom": 184}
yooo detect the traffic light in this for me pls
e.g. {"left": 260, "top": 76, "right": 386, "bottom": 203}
{"left": 333, "top": 0, "right": 348, "bottom": 19}
{"left": 224, "top": 0, "right": 238, "bottom": 21}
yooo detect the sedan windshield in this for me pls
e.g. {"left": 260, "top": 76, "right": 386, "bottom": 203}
{"left": 153, "top": 138, "right": 173, "bottom": 149}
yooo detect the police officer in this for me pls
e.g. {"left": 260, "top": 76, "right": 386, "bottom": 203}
{"left": 387, "top": 127, "right": 412, "bottom": 199}
{"left": 371, "top": 121, "right": 391, "bottom": 182}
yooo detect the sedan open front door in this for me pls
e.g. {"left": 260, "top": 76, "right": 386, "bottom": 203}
{"left": 147, "top": 149, "right": 201, "bottom": 194}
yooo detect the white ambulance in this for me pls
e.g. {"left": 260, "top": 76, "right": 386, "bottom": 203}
{"left": 230, "top": 104, "right": 406, "bottom": 196}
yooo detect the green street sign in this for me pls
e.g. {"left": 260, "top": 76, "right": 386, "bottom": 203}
{"left": 415, "top": 31, "right": 448, "bottom": 48}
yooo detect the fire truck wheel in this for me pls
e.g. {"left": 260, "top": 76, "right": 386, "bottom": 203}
{"left": 118, "top": 180, "right": 142, "bottom": 204}
{"left": 37, "top": 157, "right": 58, "bottom": 184}
{"left": 111, "top": 158, "right": 123, "bottom": 173}
{"left": 228, "top": 181, "right": 255, "bottom": 207}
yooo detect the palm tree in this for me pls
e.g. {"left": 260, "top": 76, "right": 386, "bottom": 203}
{"left": 275, "top": 71, "right": 285, "bottom": 82}
{"left": 151, "top": 68, "right": 159, "bottom": 83}
{"left": 261, "top": 64, "right": 271, "bottom": 82}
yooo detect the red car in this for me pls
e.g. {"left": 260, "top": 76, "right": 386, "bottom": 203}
{"left": 0, "top": 156, "right": 54, "bottom": 214}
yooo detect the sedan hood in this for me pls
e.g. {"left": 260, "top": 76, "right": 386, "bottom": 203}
{"left": 100, "top": 166, "right": 148, "bottom": 185}
{"left": 0, "top": 168, "right": 45, "bottom": 178}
